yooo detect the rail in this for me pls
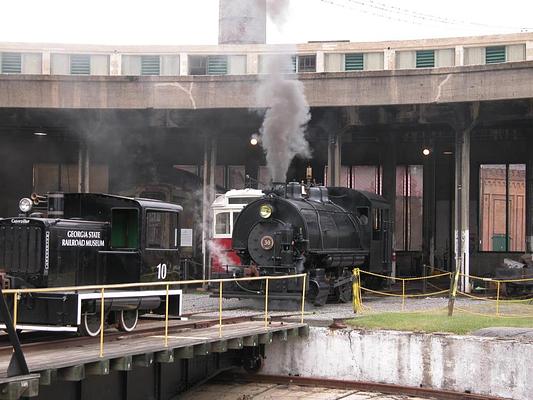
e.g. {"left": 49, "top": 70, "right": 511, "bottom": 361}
{"left": 2, "top": 273, "right": 307, "bottom": 359}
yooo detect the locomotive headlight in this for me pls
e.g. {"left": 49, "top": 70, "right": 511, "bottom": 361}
{"left": 19, "top": 198, "right": 33, "bottom": 213}
{"left": 259, "top": 204, "right": 273, "bottom": 219}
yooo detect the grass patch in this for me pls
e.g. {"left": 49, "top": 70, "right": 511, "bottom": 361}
{"left": 346, "top": 311, "right": 533, "bottom": 335}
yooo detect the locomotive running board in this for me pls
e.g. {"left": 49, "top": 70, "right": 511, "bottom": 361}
{"left": 76, "top": 289, "right": 183, "bottom": 326}
{"left": 0, "top": 324, "right": 78, "bottom": 332}
{"left": 0, "top": 289, "right": 183, "bottom": 333}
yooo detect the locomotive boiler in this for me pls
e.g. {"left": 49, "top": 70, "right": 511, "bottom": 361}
{"left": 213, "top": 182, "right": 392, "bottom": 306}
{"left": 0, "top": 192, "right": 183, "bottom": 335}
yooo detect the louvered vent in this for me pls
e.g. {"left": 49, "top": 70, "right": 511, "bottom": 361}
{"left": 0, "top": 225, "right": 42, "bottom": 274}
{"left": 1, "top": 52, "right": 22, "bottom": 73}
{"left": 70, "top": 54, "right": 90, "bottom": 75}
{"left": 141, "top": 55, "right": 160, "bottom": 75}
{"left": 485, "top": 46, "right": 506, "bottom": 64}
{"left": 416, "top": 50, "right": 435, "bottom": 68}
{"left": 345, "top": 53, "right": 364, "bottom": 71}
{"left": 207, "top": 56, "right": 228, "bottom": 75}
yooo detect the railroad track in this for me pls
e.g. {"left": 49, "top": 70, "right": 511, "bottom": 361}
{"left": 219, "top": 373, "right": 506, "bottom": 400}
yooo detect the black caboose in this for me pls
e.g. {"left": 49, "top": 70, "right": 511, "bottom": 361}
{"left": 213, "top": 183, "right": 392, "bottom": 306}
{"left": 0, "top": 192, "right": 183, "bottom": 335}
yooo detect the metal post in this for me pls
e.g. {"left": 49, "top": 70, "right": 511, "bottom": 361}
{"left": 327, "top": 132, "right": 342, "bottom": 186}
{"left": 219, "top": 281, "right": 223, "bottom": 338}
{"left": 264, "top": 278, "right": 269, "bottom": 328}
{"left": 12, "top": 292, "right": 18, "bottom": 328}
{"left": 164, "top": 284, "right": 170, "bottom": 347}
{"left": 381, "top": 131, "right": 397, "bottom": 277}
{"left": 401, "top": 280, "right": 405, "bottom": 311}
{"left": 99, "top": 288, "right": 105, "bottom": 358}
{"left": 300, "top": 274, "right": 306, "bottom": 324}
{"left": 449, "top": 126, "right": 463, "bottom": 316}
{"left": 78, "top": 141, "right": 90, "bottom": 193}
{"left": 422, "top": 139, "right": 436, "bottom": 279}
{"left": 201, "top": 137, "right": 209, "bottom": 285}
{"left": 208, "top": 137, "right": 217, "bottom": 282}
{"left": 526, "top": 136, "right": 533, "bottom": 252}
{"left": 496, "top": 281, "right": 500, "bottom": 317}
{"left": 460, "top": 125, "right": 471, "bottom": 293}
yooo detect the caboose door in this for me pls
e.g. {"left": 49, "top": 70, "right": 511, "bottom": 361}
{"left": 142, "top": 210, "right": 181, "bottom": 283}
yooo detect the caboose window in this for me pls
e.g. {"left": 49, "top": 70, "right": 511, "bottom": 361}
{"left": 146, "top": 211, "right": 179, "bottom": 249}
{"left": 215, "top": 212, "right": 230, "bottom": 235}
{"left": 111, "top": 209, "right": 139, "bottom": 249}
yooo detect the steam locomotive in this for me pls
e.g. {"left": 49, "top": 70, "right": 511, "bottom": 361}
{"left": 0, "top": 192, "right": 183, "bottom": 335}
{"left": 213, "top": 182, "right": 392, "bottom": 306}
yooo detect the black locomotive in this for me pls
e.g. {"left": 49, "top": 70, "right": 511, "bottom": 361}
{"left": 0, "top": 192, "right": 183, "bottom": 335}
{"left": 213, "top": 182, "right": 392, "bottom": 306}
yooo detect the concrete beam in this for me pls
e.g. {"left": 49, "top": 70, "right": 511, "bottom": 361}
{"left": 1, "top": 62, "right": 533, "bottom": 110}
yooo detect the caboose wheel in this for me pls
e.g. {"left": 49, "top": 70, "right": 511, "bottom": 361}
{"left": 79, "top": 312, "right": 102, "bottom": 337}
{"left": 117, "top": 309, "right": 139, "bottom": 332}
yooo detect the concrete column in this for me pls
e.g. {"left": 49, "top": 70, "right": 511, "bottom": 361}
{"left": 78, "top": 142, "right": 90, "bottom": 193}
{"left": 381, "top": 131, "right": 397, "bottom": 276}
{"left": 384, "top": 49, "right": 395, "bottom": 70}
{"left": 526, "top": 41, "right": 533, "bottom": 61}
{"left": 454, "top": 125, "right": 471, "bottom": 292}
{"left": 316, "top": 51, "right": 325, "bottom": 73}
{"left": 526, "top": 137, "right": 533, "bottom": 252}
{"left": 422, "top": 142, "right": 436, "bottom": 268}
{"left": 179, "top": 53, "right": 189, "bottom": 75}
{"left": 42, "top": 51, "right": 51, "bottom": 74}
{"left": 455, "top": 46, "right": 464, "bottom": 66}
{"left": 201, "top": 136, "right": 218, "bottom": 282}
{"left": 327, "top": 132, "right": 342, "bottom": 186}
{"left": 109, "top": 53, "right": 121, "bottom": 75}
{"left": 247, "top": 53, "right": 259, "bottom": 74}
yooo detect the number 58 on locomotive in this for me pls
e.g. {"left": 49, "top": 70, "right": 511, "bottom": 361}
{"left": 0, "top": 192, "right": 183, "bottom": 336}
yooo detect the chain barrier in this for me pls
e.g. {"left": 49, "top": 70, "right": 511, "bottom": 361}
{"left": 351, "top": 267, "right": 533, "bottom": 319}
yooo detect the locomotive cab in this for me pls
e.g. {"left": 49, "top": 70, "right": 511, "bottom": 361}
{"left": 0, "top": 192, "right": 184, "bottom": 335}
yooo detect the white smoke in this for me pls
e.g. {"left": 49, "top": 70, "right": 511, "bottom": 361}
{"left": 258, "top": 0, "right": 311, "bottom": 183}
{"left": 208, "top": 240, "right": 233, "bottom": 268}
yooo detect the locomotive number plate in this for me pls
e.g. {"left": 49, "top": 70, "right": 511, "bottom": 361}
{"left": 260, "top": 235, "right": 274, "bottom": 250}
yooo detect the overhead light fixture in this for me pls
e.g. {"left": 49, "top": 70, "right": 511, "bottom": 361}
{"left": 422, "top": 148, "right": 431, "bottom": 156}
{"left": 250, "top": 133, "right": 260, "bottom": 146}
{"left": 33, "top": 131, "right": 47, "bottom": 136}
{"left": 443, "top": 151, "right": 453, "bottom": 155}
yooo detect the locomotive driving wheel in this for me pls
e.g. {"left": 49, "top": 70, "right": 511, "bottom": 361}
{"left": 79, "top": 312, "right": 102, "bottom": 337}
{"left": 117, "top": 309, "right": 139, "bottom": 332}
{"left": 335, "top": 282, "right": 353, "bottom": 303}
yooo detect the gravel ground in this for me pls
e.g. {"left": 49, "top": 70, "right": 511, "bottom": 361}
{"left": 181, "top": 292, "right": 496, "bottom": 326}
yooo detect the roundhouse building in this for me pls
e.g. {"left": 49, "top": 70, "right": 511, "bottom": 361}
{"left": 1, "top": 30, "right": 533, "bottom": 290}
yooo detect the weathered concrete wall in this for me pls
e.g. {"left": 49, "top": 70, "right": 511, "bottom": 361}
{"left": 1, "top": 61, "right": 533, "bottom": 109}
{"left": 261, "top": 327, "right": 532, "bottom": 400}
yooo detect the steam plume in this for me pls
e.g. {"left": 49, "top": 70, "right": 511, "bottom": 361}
{"left": 258, "top": 0, "right": 311, "bottom": 183}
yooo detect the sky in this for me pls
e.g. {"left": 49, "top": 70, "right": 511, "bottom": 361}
{"left": 0, "top": 0, "right": 531, "bottom": 45}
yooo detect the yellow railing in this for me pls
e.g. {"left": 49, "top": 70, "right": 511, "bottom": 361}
{"left": 352, "top": 268, "right": 452, "bottom": 312}
{"left": 3, "top": 273, "right": 307, "bottom": 359}
{"left": 352, "top": 267, "right": 533, "bottom": 318}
